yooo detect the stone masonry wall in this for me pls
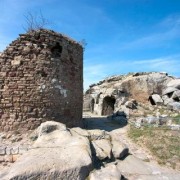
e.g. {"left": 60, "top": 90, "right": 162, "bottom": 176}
{"left": 0, "top": 29, "right": 83, "bottom": 131}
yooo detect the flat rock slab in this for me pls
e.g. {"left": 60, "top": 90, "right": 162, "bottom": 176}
{"left": 0, "top": 121, "right": 93, "bottom": 180}
{"left": 129, "top": 174, "right": 180, "bottom": 180}
{"left": 117, "top": 155, "right": 153, "bottom": 175}
{"left": 89, "top": 164, "right": 121, "bottom": 180}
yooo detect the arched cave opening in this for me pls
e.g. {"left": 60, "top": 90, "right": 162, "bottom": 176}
{"left": 149, "top": 95, "right": 156, "bottom": 105}
{"left": 90, "top": 98, "right": 95, "bottom": 113}
{"left": 102, "top": 96, "right": 116, "bottom": 116}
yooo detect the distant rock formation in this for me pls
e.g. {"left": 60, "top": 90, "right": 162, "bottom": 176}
{"left": 84, "top": 72, "right": 180, "bottom": 116}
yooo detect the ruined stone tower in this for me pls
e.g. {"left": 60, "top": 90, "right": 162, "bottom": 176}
{"left": 0, "top": 29, "right": 83, "bottom": 131}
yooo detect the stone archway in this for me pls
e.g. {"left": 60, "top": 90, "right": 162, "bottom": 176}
{"left": 90, "top": 98, "right": 95, "bottom": 113}
{"left": 102, "top": 96, "right": 115, "bottom": 115}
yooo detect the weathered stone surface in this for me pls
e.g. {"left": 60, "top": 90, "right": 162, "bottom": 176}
{"left": 1, "top": 121, "right": 93, "bottom": 180}
{"left": 151, "top": 94, "right": 163, "bottom": 105}
{"left": 84, "top": 72, "right": 173, "bottom": 116}
{"left": 37, "top": 121, "right": 67, "bottom": 137}
{"left": 116, "top": 155, "right": 153, "bottom": 175}
{"left": 89, "top": 164, "right": 121, "bottom": 180}
{"left": 125, "top": 100, "right": 137, "bottom": 109}
{"left": 162, "top": 87, "right": 178, "bottom": 95}
{"left": 167, "top": 79, "right": 180, "bottom": 89}
{"left": 162, "top": 95, "right": 175, "bottom": 105}
{"left": 132, "top": 174, "right": 180, "bottom": 180}
{"left": 144, "top": 116, "right": 159, "bottom": 124}
{"left": 91, "top": 139, "right": 112, "bottom": 160}
{"left": 167, "top": 102, "right": 180, "bottom": 111}
{"left": 111, "top": 140, "right": 129, "bottom": 159}
{"left": 109, "top": 130, "right": 129, "bottom": 159}
{"left": 88, "top": 129, "right": 110, "bottom": 140}
{"left": 70, "top": 127, "right": 89, "bottom": 137}
{"left": 172, "top": 90, "right": 180, "bottom": 101}
{"left": 0, "top": 29, "right": 83, "bottom": 131}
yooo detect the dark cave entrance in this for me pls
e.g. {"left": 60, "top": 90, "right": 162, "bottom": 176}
{"left": 149, "top": 95, "right": 156, "bottom": 105}
{"left": 102, "top": 96, "right": 115, "bottom": 115}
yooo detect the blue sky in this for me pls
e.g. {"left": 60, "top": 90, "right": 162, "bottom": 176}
{"left": 0, "top": 0, "right": 180, "bottom": 90}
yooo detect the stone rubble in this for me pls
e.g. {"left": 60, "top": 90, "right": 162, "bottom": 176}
{"left": 0, "top": 120, "right": 179, "bottom": 179}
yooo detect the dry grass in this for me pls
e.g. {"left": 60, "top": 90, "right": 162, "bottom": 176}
{"left": 128, "top": 125, "right": 180, "bottom": 170}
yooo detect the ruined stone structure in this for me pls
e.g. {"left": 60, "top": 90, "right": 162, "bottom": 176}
{"left": 0, "top": 29, "right": 83, "bottom": 131}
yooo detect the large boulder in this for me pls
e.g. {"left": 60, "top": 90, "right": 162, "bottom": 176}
{"left": 172, "top": 90, "right": 180, "bottom": 101}
{"left": 91, "top": 139, "right": 112, "bottom": 160}
{"left": 162, "top": 95, "right": 175, "bottom": 105}
{"left": 162, "top": 87, "right": 178, "bottom": 96}
{"left": 111, "top": 140, "right": 129, "bottom": 159}
{"left": 167, "top": 102, "right": 180, "bottom": 111}
{"left": 2, "top": 121, "right": 93, "bottom": 180}
{"left": 120, "top": 73, "right": 171, "bottom": 104}
{"left": 151, "top": 94, "right": 163, "bottom": 105}
{"left": 116, "top": 155, "right": 153, "bottom": 175}
{"left": 167, "top": 79, "right": 180, "bottom": 89}
{"left": 109, "top": 131, "right": 129, "bottom": 159}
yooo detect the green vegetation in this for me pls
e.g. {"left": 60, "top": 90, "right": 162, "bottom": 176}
{"left": 128, "top": 125, "right": 180, "bottom": 169}
{"left": 172, "top": 114, "right": 180, "bottom": 125}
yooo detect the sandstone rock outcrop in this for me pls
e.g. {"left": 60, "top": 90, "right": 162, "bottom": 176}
{"left": 84, "top": 72, "right": 180, "bottom": 116}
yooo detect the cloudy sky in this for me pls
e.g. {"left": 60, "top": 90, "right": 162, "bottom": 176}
{"left": 0, "top": 0, "right": 180, "bottom": 90}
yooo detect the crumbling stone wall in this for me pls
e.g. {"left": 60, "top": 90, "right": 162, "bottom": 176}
{"left": 0, "top": 29, "right": 83, "bottom": 131}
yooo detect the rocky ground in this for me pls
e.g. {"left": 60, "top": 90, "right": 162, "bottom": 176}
{"left": 0, "top": 112, "right": 179, "bottom": 180}
{"left": 84, "top": 112, "right": 180, "bottom": 179}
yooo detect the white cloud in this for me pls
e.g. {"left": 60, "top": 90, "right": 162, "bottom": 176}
{"left": 120, "top": 15, "right": 180, "bottom": 50}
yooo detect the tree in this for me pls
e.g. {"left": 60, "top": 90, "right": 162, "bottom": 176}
{"left": 23, "top": 10, "right": 50, "bottom": 32}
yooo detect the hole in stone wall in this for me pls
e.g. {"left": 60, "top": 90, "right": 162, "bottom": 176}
{"left": 102, "top": 96, "right": 115, "bottom": 116}
{"left": 51, "top": 43, "right": 62, "bottom": 58}
{"left": 37, "top": 70, "right": 47, "bottom": 77}
{"left": 148, "top": 96, "right": 156, "bottom": 105}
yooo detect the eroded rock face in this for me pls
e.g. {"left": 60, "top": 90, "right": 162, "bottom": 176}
{"left": 1, "top": 121, "right": 93, "bottom": 180}
{"left": 84, "top": 72, "right": 180, "bottom": 115}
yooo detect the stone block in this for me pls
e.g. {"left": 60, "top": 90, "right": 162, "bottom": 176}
{"left": 0, "top": 155, "right": 4, "bottom": 162}
{"left": 11, "top": 147, "right": 19, "bottom": 155}
{"left": 4, "top": 154, "right": 13, "bottom": 162}
{"left": 19, "top": 146, "right": 29, "bottom": 154}
{"left": 0, "top": 147, "right": 6, "bottom": 155}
